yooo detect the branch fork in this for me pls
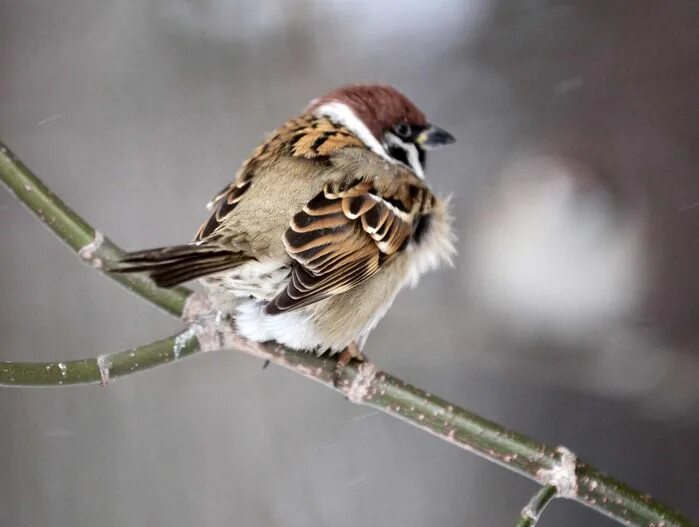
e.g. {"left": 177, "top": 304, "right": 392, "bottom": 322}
{"left": 536, "top": 446, "right": 578, "bottom": 499}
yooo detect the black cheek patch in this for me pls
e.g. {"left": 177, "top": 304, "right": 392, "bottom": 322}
{"left": 387, "top": 144, "right": 409, "bottom": 166}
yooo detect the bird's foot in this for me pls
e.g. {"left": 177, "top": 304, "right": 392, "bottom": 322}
{"left": 333, "top": 342, "right": 367, "bottom": 388}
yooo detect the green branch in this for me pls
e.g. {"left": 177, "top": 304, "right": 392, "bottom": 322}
{"left": 516, "top": 485, "right": 557, "bottom": 527}
{"left": 0, "top": 140, "right": 695, "bottom": 527}
{"left": 0, "top": 141, "right": 191, "bottom": 316}
{"left": 0, "top": 331, "right": 200, "bottom": 386}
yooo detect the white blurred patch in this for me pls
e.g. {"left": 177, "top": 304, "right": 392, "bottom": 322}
{"left": 466, "top": 155, "right": 646, "bottom": 340}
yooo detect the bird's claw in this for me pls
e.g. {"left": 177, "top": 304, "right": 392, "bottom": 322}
{"left": 333, "top": 342, "right": 366, "bottom": 388}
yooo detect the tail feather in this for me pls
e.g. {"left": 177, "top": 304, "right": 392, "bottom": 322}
{"left": 112, "top": 243, "right": 251, "bottom": 288}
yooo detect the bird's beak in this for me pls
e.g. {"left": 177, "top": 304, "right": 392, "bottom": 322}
{"left": 416, "top": 124, "right": 455, "bottom": 149}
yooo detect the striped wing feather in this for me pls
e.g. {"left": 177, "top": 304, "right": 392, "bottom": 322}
{"left": 265, "top": 181, "right": 413, "bottom": 314}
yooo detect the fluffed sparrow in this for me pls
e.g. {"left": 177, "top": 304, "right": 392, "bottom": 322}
{"left": 115, "top": 84, "right": 455, "bottom": 363}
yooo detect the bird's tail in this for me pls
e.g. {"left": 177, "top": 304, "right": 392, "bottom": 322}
{"left": 110, "top": 243, "right": 251, "bottom": 288}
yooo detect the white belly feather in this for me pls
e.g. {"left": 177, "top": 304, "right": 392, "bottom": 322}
{"left": 203, "top": 210, "right": 454, "bottom": 353}
{"left": 204, "top": 260, "right": 290, "bottom": 300}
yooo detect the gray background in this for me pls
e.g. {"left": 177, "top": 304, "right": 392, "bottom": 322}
{"left": 1, "top": 1, "right": 698, "bottom": 526}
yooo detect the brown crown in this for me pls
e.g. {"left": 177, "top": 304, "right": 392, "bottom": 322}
{"left": 308, "top": 84, "right": 427, "bottom": 139}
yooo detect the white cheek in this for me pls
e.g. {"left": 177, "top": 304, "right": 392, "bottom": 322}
{"left": 406, "top": 144, "right": 425, "bottom": 179}
{"left": 383, "top": 133, "right": 425, "bottom": 179}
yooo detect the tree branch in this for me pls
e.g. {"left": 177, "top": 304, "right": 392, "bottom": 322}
{"left": 0, "top": 141, "right": 191, "bottom": 317}
{"left": 0, "top": 140, "right": 695, "bottom": 527}
{"left": 0, "top": 330, "right": 200, "bottom": 386}
{"left": 516, "top": 485, "right": 557, "bottom": 527}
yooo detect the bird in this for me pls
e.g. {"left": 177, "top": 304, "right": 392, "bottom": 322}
{"left": 114, "top": 84, "right": 456, "bottom": 372}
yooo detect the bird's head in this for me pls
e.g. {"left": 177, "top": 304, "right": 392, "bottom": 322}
{"left": 308, "top": 84, "right": 455, "bottom": 178}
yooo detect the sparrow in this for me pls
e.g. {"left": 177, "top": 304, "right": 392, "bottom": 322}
{"left": 115, "top": 84, "right": 455, "bottom": 367}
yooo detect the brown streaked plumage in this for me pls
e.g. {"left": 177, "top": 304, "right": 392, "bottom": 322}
{"left": 114, "top": 84, "right": 455, "bottom": 355}
{"left": 271, "top": 178, "right": 421, "bottom": 314}
{"left": 196, "top": 115, "right": 365, "bottom": 242}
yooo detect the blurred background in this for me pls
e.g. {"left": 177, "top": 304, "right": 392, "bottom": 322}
{"left": 1, "top": 0, "right": 698, "bottom": 525}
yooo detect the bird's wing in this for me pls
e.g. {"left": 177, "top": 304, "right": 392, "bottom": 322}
{"left": 116, "top": 116, "right": 374, "bottom": 289}
{"left": 196, "top": 115, "right": 364, "bottom": 242}
{"left": 266, "top": 179, "right": 423, "bottom": 314}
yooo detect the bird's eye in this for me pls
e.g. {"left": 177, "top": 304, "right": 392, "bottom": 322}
{"left": 394, "top": 122, "right": 411, "bottom": 138}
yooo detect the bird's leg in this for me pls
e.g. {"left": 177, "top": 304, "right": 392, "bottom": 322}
{"left": 333, "top": 341, "right": 366, "bottom": 388}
